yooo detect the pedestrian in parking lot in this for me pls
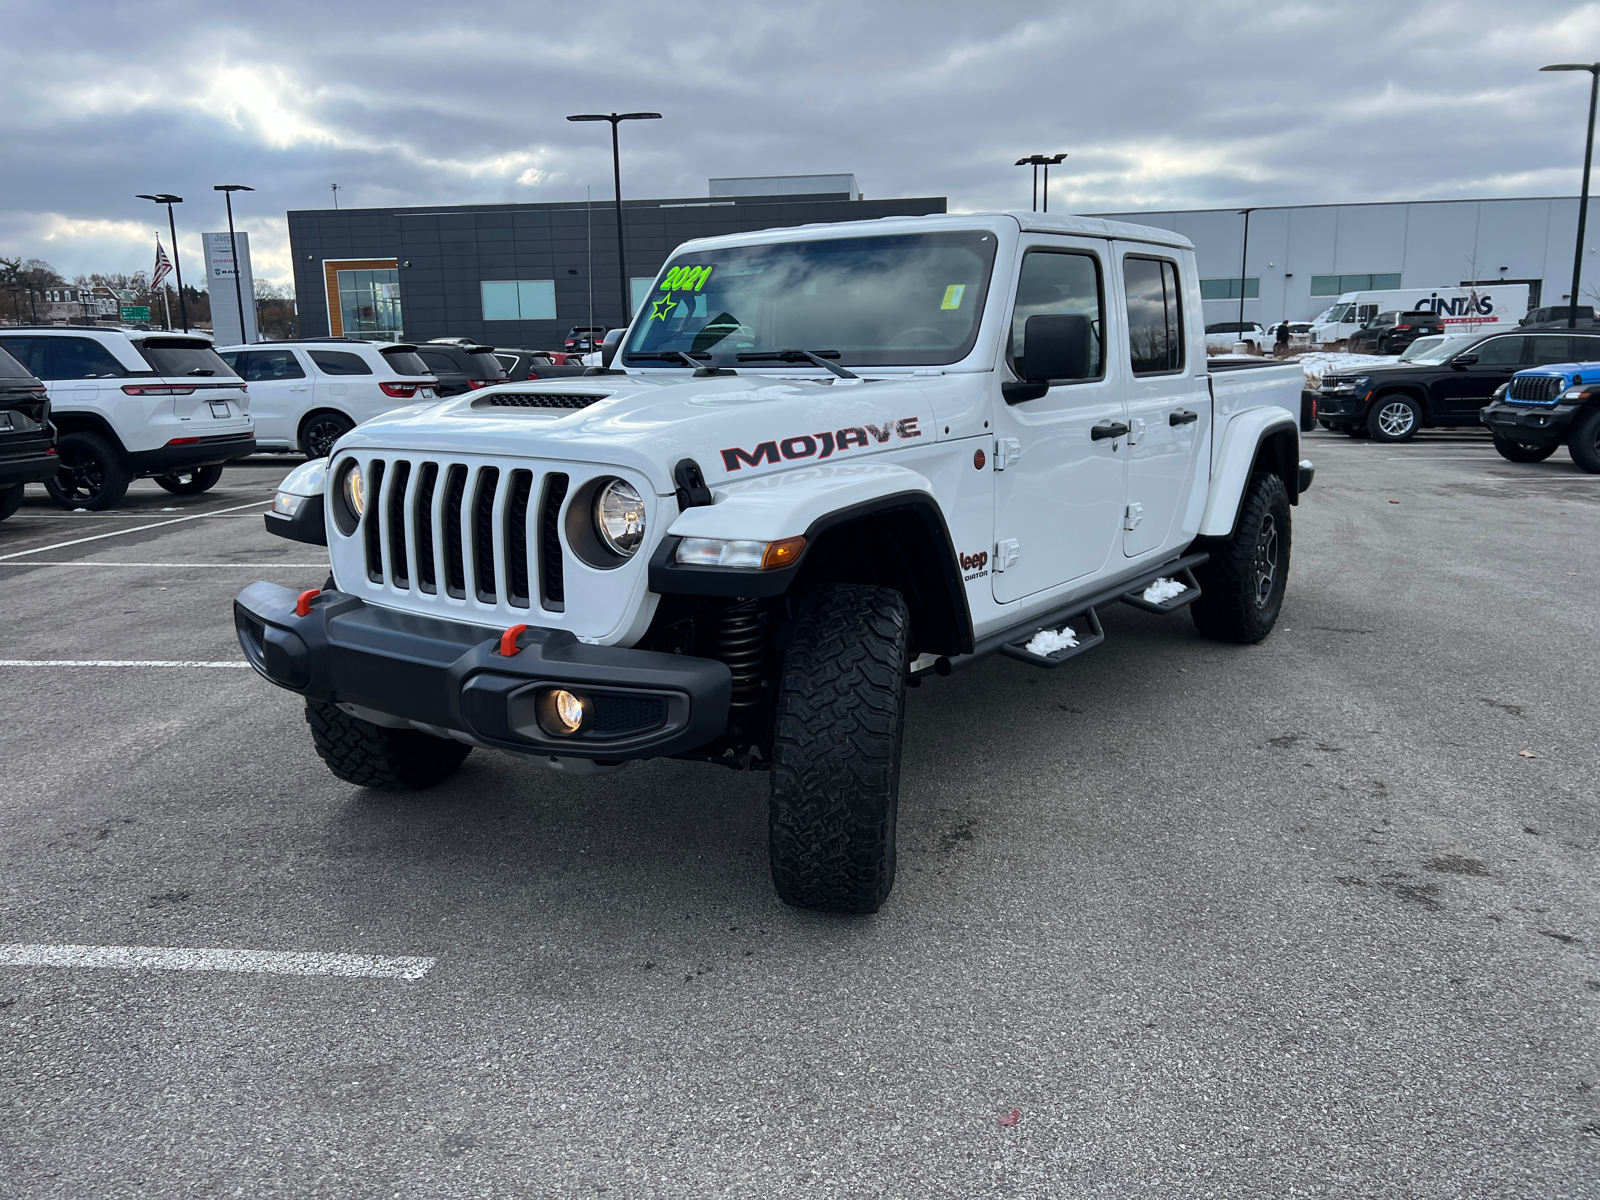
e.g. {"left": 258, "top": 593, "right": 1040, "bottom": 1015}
{"left": 1275, "top": 320, "right": 1291, "bottom": 357}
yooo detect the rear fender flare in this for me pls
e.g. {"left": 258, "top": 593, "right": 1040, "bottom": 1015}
{"left": 1200, "top": 410, "right": 1301, "bottom": 538}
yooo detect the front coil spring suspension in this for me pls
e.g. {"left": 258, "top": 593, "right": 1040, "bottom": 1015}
{"left": 717, "top": 599, "right": 768, "bottom": 720}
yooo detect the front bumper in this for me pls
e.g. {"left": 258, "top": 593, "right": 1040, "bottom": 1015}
{"left": 1314, "top": 390, "right": 1365, "bottom": 424}
{"left": 234, "top": 581, "right": 732, "bottom": 761}
{"left": 1480, "top": 401, "right": 1577, "bottom": 440}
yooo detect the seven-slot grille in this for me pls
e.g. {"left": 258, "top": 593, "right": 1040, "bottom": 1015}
{"left": 346, "top": 456, "right": 568, "bottom": 615}
{"left": 1506, "top": 375, "right": 1565, "bottom": 405}
{"left": 485, "top": 392, "right": 611, "bottom": 409}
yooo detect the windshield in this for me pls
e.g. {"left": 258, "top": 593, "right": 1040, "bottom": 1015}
{"left": 1415, "top": 335, "right": 1484, "bottom": 364}
{"left": 1320, "top": 304, "right": 1353, "bottom": 323}
{"left": 135, "top": 339, "right": 237, "bottom": 378}
{"left": 623, "top": 231, "right": 999, "bottom": 368}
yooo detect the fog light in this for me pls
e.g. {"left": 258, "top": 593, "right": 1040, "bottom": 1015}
{"left": 537, "top": 688, "right": 592, "bottom": 736}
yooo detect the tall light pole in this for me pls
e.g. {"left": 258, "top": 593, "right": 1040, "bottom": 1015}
{"left": 136, "top": 193, "right": 188, "bottom": 332}
{"left": 330, "top": 183, "right": 341, "bottom": 210}
{"left": 1541, "top": 63, "right": 1600, "bottom": 327}
{"left": 566, "top": 112, "right": 662, "bottom": 321}
{"left": 1014, "top": 153, "right": 1067, "bottom": 212}
{"left": 214, "top": 184, "right": 254, "bottom": 343}
{"left": 1237, "top": 207, "right": 1256, "bottom": 331}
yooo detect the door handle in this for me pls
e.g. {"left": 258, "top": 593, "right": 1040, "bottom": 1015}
{"left": 1091, "top": 421, "right": 1129, "bottom": 441}
{"left": 1169, "top": 409, "right": 1199, "bottom": 426}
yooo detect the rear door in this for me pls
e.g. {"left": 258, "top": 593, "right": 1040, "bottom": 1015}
{"left": 235, "top": 348, "right": 310, "bottom": 446}
{"left": 990, "top": 235, "right": 1126, "bottom": 603}
{"left": 307, "top": 349, "right": 373, "bottom": 412}
{"left": 1116, "top": 249, "right": 1210, "bottom": 558}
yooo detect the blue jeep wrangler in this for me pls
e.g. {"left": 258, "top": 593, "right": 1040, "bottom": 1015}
{"left": 1481, "top": 361, "right": 1600, "bottom": 471}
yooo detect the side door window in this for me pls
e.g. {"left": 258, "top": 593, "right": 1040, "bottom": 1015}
{"left": 1569, "top": 335, "right": 1600, "bottom": 362}
{"left": 1123, "top": 257, "right": 1184, "bottom": 375}
{"left": 251, "top": 350, "right": 306, "bottom": 380}
{"left": 1473, "top": 337, "right": 1525, "bottom": 367}
{"left": 1529, "top": 336, "right": 1573, "bottom": 366}
{"left": 0, "top": 337, "right": 49, "bottom": 378}
{"left": 45, "top": 337, "right": 129, "bottom": 380}
{"left": 307, "top": 350, "right": 371, "bottom": 376}
{"left": 1010, "top": 250, "right": 1104, "bottom": 382}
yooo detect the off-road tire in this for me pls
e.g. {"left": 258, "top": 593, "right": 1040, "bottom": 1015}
{"left": 304, "top": 698, "right": 472, "bottom": 791}
{"left": 0, "top": 484, "right": 22, "bottom": 522}
{"left": 1568, "top": 407, "right": 1600, "bottom": 474}
{"left": 45, "top": 431, "right": 131, "bottom": 510}
{"left": 1368, "top": 394, "right": 1422, "bottom": 442}
{"left": 1191, "top": 471, "right": 1291, "bottom": 645}
{"left": 769, "top": 584, "right": 910, "bottom": 914}
{"left": 1491, "top": 436, "right": 1558, "bottom": 464}
{"left": 300, "top": 411, "right": 355, "bottom": 459}
{"left": 154, "top": 464, "right": 225, "bottom": 495}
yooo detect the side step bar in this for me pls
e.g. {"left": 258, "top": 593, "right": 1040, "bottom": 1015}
{"left": 923, "top": 551, "right": 1210, "bottom": 678}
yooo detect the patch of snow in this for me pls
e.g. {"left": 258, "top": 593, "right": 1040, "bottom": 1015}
{"left": 1292, "top": 351, "right": 1400, "bottom": 389}
{"left": 1143, "top": 577, "right": 1187, "bottom": 604}
{"left": 72, "top": 507, "right": 88, "bottom": 513}
{"left": 1025, "top": 625, "right": 1079, "bottom": 656}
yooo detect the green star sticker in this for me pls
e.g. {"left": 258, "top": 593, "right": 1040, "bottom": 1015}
{"left": 650, "top": 294, "right": 678, "bottom": 321}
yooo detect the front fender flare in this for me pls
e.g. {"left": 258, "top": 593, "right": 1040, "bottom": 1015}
{"left": 1199, "top": 409, "right": 1300, "bottom": 538}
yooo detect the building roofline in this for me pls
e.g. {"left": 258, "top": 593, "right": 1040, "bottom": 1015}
{"left": 1086, "top": 194, "right": 1587, "bottom": 218}
{"left": 287, "top": 194, "right": 946, "bottom": 220}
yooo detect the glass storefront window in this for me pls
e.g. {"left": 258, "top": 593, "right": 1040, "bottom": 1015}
{"left": 338, "top": 269, "right": 403, "bottom": 340}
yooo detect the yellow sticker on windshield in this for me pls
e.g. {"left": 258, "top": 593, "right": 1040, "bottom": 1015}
{"left": 941, "top": 284, "right": 966, "bottom": 310}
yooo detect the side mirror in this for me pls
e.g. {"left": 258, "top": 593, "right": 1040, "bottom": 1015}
{"left": 1005, "top": 314, "right": 1093, "bottom": 403}
{"left": 1450, "top": 353, "right": 1478, "bottom": 368}
{"left": 600, "top": 328, "right": 625, "bottom": 369}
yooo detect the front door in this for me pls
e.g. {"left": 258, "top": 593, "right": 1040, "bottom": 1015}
{"left": 1116, "top": 249, "right": 1210, "bottom": 557}
{"left": 1434, "top": 334, "right": 1524, "bottom": 419}
{"left": 991, "top": 237, "right": 1127, "bottom": 604}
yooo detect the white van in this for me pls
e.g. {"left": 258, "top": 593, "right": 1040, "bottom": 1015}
{"left": 217, "top": 340, "right": 439, "bottom": 458}
{"left": 1310, "top": 284, "right": 1530, "bottom": 345}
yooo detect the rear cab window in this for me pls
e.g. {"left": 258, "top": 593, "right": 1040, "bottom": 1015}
{"left": 309, "top": 350, "right": 373, "bottom": 376}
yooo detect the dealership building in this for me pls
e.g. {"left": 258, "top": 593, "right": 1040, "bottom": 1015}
{"left": 287, "top": 175, "right": 944, "bottom": 346}
{"left": 1091, "top": 195, "right": 1593, "bottom": 326}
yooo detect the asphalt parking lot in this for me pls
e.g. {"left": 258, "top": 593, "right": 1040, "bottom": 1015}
{"left": 1, "top": 434, "right": 1597, "bottom": 1199}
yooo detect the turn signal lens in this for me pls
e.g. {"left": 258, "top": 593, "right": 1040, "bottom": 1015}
{"left": 536, "top": 688, "right": 592, "bottom": 736}
{"left": 760, "top": 537, "right": 806, "bottom": 569}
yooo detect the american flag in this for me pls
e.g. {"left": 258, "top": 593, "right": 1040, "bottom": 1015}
{"left": 152, "top": 240, "right": 172, "bottom": 290}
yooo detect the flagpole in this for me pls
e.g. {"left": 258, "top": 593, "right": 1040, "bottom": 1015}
{"left": 162, "top": 285, "right": 172, "bottom": 331}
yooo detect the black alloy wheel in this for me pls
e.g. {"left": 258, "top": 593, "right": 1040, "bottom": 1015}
{"left": 1569, "top": 407, "right": 1600, "bottom": 474}
{"left": 300, "top": 412, "right": 355, "bottom": 459}
{"left": 44, "top": 431, "right": 131, "bottom": 510}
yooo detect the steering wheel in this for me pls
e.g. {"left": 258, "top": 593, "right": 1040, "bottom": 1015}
{"left": 888, "top": 327, "right": 956, "bottom": 349}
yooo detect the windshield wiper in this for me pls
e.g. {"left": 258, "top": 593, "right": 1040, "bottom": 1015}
{"left": 624, "top": 350, "right": 735, "bottom": 377}
{"left": 735, "top": 349, "right": 858, "bottom": 380}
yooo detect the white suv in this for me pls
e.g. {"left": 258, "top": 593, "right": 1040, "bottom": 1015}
{"left": 217, "top": 340, "right": 439, "bottom": 458}
{"left": 0, "top": 327, "right": 254, "bottom": 509}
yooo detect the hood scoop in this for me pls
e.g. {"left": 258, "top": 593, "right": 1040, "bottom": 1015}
{"left": 478, "top": 392, "right": 612, "bottom": 410}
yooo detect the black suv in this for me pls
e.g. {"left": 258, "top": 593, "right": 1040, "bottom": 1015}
{"left": 1520, "top": 305, "right": 1596, "bottom": 329}
{"left": 1345, "top": 310, "right": 1445, "bottom": 355}
{"left": 563, "top": 326, "right": 607, "bottom": 354}
{"left": 1317, "top": 328, "right": 1600, "bottom": 441}
{"left": 0, "top": 344, "right": 56, "bottom": 523}
{"left": 413, "top": 343, "right": 508, "bottom": 396}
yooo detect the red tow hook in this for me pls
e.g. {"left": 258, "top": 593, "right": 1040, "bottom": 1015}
{"left": 499, "top": 623, "right": 528, "bottom": 657}
{"left": 295, "top": 588, "right": 321, "bottom": 617}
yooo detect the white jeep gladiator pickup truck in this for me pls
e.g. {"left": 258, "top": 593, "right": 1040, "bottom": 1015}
{"left": 236, "top": 212, "right": 1312, "bottom": 913}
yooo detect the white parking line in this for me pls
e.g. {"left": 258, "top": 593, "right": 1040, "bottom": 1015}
{"left": 0, "top": 660, "right": 250, "bottom": 668}
{"left": 0, "top": 499, "right": 271, "bottom": 561}
{"left": 0, "top": 561, "right": 325, "bottom": 568}
{"left": 0, "top": 943, "right": 435, "bottom": 980}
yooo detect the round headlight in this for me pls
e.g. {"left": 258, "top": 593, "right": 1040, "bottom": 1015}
{"left": 594, "top": 479, "right": 645, "bottom": 556}
{"left": 342, "top": 463, "right": 365, "bottom": 518}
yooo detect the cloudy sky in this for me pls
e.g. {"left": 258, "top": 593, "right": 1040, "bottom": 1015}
{"left": 2, "top": 0, "right": 1597, "bottom": 288}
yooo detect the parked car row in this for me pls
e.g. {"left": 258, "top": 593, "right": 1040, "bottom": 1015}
{"left": 1316, "top": 327, "right": 1600, "bottom": 466}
